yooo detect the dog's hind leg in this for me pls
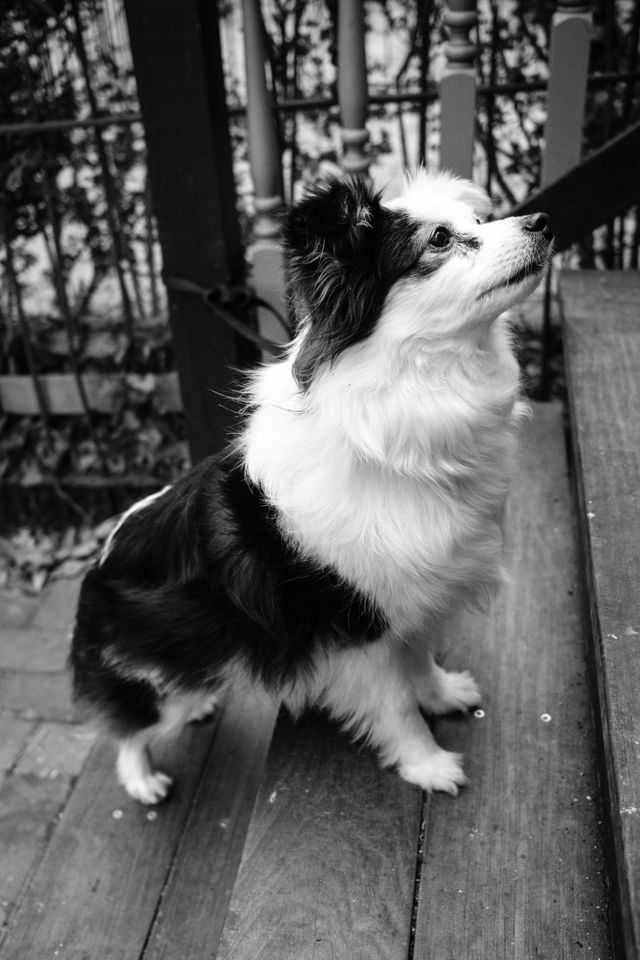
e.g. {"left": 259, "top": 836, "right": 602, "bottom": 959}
{"left": 116, "top": 691, "right": 215, "bottom": 804}
{"left": 116, "top": 731, "right": 173, "bottom": 805}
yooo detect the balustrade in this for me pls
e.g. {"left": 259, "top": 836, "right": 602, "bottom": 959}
{"left": 542, "top": 1, "right": 593, "bottom": 185}
{"left": 241, "top": 0, "right": 286, "bottom": 344}
{"left": 439, "top": 0, "right": 478, "bottom": 179}
{"left": 337, "top": 0, "right": 370, "bottom": 172}
{"left": 238, "top": 0, "right": 595, "bottom": 352}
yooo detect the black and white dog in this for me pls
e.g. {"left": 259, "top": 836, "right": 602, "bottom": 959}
{"left": 70, "top": 171, "right": 553, "bottom": 803}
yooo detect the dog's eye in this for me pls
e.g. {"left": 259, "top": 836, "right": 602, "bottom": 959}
{"left": 429, "top": 227, "right": 451, "bottom": 248}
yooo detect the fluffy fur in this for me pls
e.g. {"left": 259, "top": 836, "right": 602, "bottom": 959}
{"left": 70, "top": 170, "right": 553, "bottom": 803}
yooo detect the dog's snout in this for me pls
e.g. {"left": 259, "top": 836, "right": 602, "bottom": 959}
{"left": 523, "top": 212, "right": 553, "bottom": 241}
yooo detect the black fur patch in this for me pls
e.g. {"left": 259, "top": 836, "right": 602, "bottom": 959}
{"left": 69, "top": 452, "right": 388, "bottom": 736}
{"left": 282, "top": 176, "right": 429, "bottom": 390}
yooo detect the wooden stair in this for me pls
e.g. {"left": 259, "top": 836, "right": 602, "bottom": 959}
{"left": 0, "top": 398, "right": 615, "bottom": 960}
{"left": 562, "top": 270, "right": 640, "bottom": 960}
{"left": 7, "top": 271, "right": 640, "bottom": 960}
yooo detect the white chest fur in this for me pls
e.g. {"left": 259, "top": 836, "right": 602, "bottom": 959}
{"left": 241, "top": 316, "right": 524, "bottom": 634}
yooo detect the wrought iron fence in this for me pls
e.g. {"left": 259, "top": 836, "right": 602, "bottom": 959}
{"left": 0, "top": 0, "right": 183, "bottom": 502}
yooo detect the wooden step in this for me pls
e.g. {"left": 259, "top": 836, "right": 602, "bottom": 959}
{"left": 216, "top": 404, "right": 610, "bottom": 960}
{"left": 0, "top": 684, "right": 278, "bottom": 960}
{"left": 0, "top": 372, "right": 182, "bottom": 416}
{"left": 0, "top": 405, "right": 611, "bottom": 959}
{"left": 562, "top": 270, "right": 640, "bottom": 960}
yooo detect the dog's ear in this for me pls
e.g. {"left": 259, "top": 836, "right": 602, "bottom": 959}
{"left": 282, "top": 175, "right": 379, "bottom": 268}
{"left": 282, "top": 176, "right": 384, "bottom": 391}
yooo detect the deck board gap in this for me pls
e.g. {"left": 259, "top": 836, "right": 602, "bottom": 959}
{"left": 137, "top": 708, "right": 232, "bottom": 960}
{"left": 407, "top": 794, "right": 428, "bottom": 960}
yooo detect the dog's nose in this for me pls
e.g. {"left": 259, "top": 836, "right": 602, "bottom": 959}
{"left": 523, "top": 212, "right": 553, "bottom": 241}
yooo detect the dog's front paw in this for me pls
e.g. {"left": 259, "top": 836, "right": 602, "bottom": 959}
{"left": 435, "top": 669, "right": 482, "bottom": 714}
{"left": 399, "top": 749, "right": 468, "bottom": 795}
{"left": 417, "top": 666, "right": 482, "bottom": 716}
{"left": 122, "top": 769, "right": 173, "bottom": 805}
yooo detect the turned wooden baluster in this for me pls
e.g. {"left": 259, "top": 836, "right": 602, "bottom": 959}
{"left": 542, "top": 0, "right": 592, "bottom": 185}
{"left": 337, "top": 0, "right": 369, "bottom": 173}
{"left": 241, "top": 0, "right": 287, "bottom": 345}
{"left": 540, "top": 1, "right": 591, "bottom": 398}
{"left": 439, "top": 0, "right": 478, "bottom": 179}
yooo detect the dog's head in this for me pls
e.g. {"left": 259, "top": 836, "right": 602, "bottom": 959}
{"left": 282, "top": 171, "right": 553, "bottom": 392}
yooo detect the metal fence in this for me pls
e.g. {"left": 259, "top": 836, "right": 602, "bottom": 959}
{"left": 0, "top": 0, "right": 180, "bottom": 496}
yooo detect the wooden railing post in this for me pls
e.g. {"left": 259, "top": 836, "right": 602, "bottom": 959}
{"left": 542, "top": 1, "right": 592, "bottom": 185}
{"left": 337, "top": 0, "right": 369, "bottom": 173}
{"left": 123, "top": 0, "right": 245, "bottom": 461}
{"left": 439, "top": 0, "right": 478, "bottom": 179}
{"left": 241, "top": 0, "right": 287, "bottom": 345}
{"left": 539, "top": 1, "right": 591, "bottom": 398}
{"left": 242, "top": 0, "right": 284, "bottom": 239}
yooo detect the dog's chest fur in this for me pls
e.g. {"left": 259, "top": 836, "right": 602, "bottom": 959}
{"left": 243, "top": 318, "right": 523, "bottom": 634}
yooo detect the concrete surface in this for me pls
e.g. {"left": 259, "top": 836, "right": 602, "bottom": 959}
{"left": 0, "top": 576, "right": 96, "bottom": 924}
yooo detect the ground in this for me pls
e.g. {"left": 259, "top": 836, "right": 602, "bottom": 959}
{"left": 0, "top": 574, "right": 96, "bottom": 929}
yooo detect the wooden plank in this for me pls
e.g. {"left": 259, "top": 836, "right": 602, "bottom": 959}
{"left": 123, "top": 0, "right": 246, "bottom": 461}
{"left": 562, "top": 271, "right": 640, "bottom": 960}
{"left": 0, "top": 682, "right": 276, "bottom": 960}
{"left": 413, "top": 403, "right": 612, "bottom": 959}
{"left": 513, "top": 120, "right": 640, "bottom": 251}
{"left": 217, "top": 712, "right": 424, "bottom": 960}
{"left": 142, "top": 684, "right": 278, "bottom": 960}
{"left": 439, "top": 0, "right": 478, "bottom": 179}
{"left": 241, "top": 0, "right": 284, "bottom": 213}
{"left": 0, "top": 728, "right": 214, "bottom": 960}
{"left": 249, "top": 244, "right": 288, "bottom": 349}
{"left": 337, "top": 0, "right": 370, "bottom": 171}
{"left": 0, "top": 373, "right": 181, "bottom": 416}
{"left": 0, "top": 373, "right": 120, "bottom": 415}
{"left": 541, "top": 3, "right": 591, "bottom": 186}
{"left": 240, "top": 0, "right": 287, "bottom": 350}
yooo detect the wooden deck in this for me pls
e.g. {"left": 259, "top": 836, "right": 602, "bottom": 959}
{"left": 562, "top": 271, "right": 640, "bottom": 960}
{"left": 4, "top": 271, "right": 640, "bottom": 959}
{"left": 1, "top": 391, "right": 619, "bottom": 960}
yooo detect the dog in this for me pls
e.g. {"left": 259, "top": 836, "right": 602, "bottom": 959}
{"left": 69, "top": 171, "right": 553, "bottom": 804}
